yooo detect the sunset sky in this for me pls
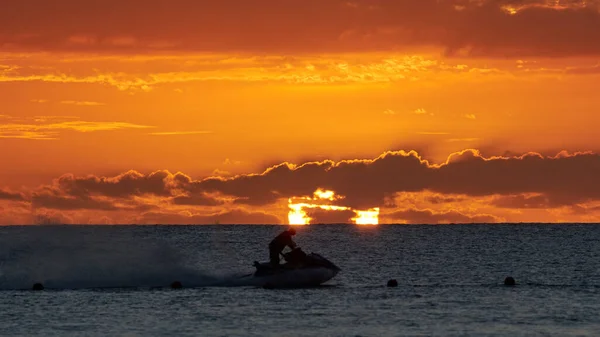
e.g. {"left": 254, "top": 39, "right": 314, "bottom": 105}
{"left": 1, "top": 0, "right": 599, "bottom": 224}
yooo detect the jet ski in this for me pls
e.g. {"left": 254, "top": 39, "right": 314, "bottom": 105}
{"left": 247, "top": 247, "right": 341, "bottom": 288}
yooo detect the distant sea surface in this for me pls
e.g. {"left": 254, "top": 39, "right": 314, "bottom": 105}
{"left": 1, "top": 224, "right": 600, "bottom": 336}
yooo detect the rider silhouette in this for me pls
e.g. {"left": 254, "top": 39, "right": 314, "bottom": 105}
{"left": 269, "top": 227, "right": 297, "bottom": 266}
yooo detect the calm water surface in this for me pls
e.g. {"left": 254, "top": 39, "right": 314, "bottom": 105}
{"left": 1, "top": 224, "right": 599, "bottom": 336}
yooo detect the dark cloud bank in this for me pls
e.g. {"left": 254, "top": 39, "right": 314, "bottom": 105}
{"left": 2, "top": 0, "right": 600, "bottom": 57}
{"left": 11, "top": 149, "right": 598, "bottom": 224}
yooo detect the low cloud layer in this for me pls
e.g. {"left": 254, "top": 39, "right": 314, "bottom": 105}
{"left": 27, "top": 149, "right": 600, "bottom": 210}
{"left": 2, "top": 0, "right": 600, "bottom": 57}
{"left": 0, "top": 149, "right": 598, "bottom": 224}
{"left": 383, "top": 208, "right": 501, "bottom": 224}
{"left": 195, "top": 150, "right": 599, "bottom": 210}
{"left": 0, "top": 188, "right": 25, "bottom": 201}
{"left": 135, "top": 209, "right": 281, "bottom": 225}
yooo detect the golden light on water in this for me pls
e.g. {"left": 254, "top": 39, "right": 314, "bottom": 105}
{"left": 287, "top": 189, "right": 380, "bottom": 225}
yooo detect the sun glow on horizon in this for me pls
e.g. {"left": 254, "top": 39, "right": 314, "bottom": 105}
{"left": 287, "top": 189, "right": 380, "bottom": 225}
{"left": 287, "top": 200, "right": 351, "bottom": 225}
{"left": 313, "top": 189, "right": 336, "bottom": 201}
{"left": 288, "top": 201, "right": 311, "bottom": 225}
{"left": 501, "top": 5, "right": 518, "bottom": 15}
{"left": 352, "top": 208, "right": 380, "bottom": 225}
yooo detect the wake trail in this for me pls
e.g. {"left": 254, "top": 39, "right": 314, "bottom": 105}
{"left": 0, "top": 228, "right": 261, "bottom": 290}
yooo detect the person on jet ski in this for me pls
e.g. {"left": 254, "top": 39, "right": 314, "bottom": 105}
{"left": 269, "top": 227, "right": 297, "bottom": 266}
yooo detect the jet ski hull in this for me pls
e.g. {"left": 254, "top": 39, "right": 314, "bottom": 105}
{"left": 244, "top": 249, "right": 341, "bottom": 288}
{"left": 237, "top": 267, "right": 339, "bottom": 288}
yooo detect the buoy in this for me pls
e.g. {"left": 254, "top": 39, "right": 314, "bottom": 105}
{"left": 170, "top": 281, "right": 182, "bottom": 289}
{"left": 32, "top": 283, "right": 44, "bottom": 291}
{"left": 504, "top": 277, "right": 516, "bottom": 286}
{"left": 387, "top": 279, "right": 398, "bottom": 287}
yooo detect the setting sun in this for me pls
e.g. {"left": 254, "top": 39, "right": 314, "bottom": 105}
{"left": 352, "top": 208, "right": 380, "bottom": 225}
{"left": 288, "top": 201, "right": 311, "bottom": 225}
{"left": 287, "top": 189, "right": 380, "bottom": 225}
{"left": 313, "top": 189, "right": 338, "bottom": 201}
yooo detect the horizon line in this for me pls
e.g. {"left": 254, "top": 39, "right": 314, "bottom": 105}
{"left": 2, "top": 222, "right": 599, "bottom": 227}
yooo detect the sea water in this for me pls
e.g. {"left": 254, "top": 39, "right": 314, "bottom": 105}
{"left": 1, "top": 224, "right": 599, "bottom": 336}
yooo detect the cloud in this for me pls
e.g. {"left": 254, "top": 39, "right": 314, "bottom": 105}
{"left": 31, "top": 193, "right": 121, "bottom": 211}
{"left": 23, "top": 170, "right": 225, "bottom": 212}
{"left": 28, "top": 149, "right": 599, "bottom": 214}
{"left": 446, "top": 138, "right": 480, "bottom": 142}
{"left": 49, "top": 121, "right": 151, "bottom": 132}
{"left": 0, "top": 55, "right": 468, "bottom": 90}
{"left": 1, "top": 52, "right": 590, "bottom": 93}
{"left": 34, "top": 210, "right": 74, "bottom": 225}
{"left": 171, "top": 194, "right": 225, "bottom": 206}
{"left": 0, "top": 131, "right": 56, "bottom": 140}
{"left": 51, "top": 170, "right": 186, "bottom": 199}
{"left": 569, "top": 203, "right": 600, "bottom": 216}
{"left": 3, "top": 148, "right": 598, "bottom": 224}
{"left": 0, "top": 201, "right": 33, "bottom": 225}
{"left": 565, "top": 63, "right": 600, "bottom": 75}
{"left": 223, "top": 158, "right": 243, "bottom": 166}
{"left": 1, "top": 0, "right": 599, "bottom": 57}
{"left": 0, "top": 188, "right": 25, "bottom": 201}
{"left": 416, "top": 132, "right": 451, "bottom": 135}
{"left": 382, "top": 208, "right": 502, "bottom": 224}
{"left": 424, "top": 194, "right": 466, "bottom": 205}
{"left": 305, "top": 208, "right": 357, "bottom": 224}
{"left": 194, "top": 149, "right": 600, "bottom": 210}
{"left": 0, "top": 119, "right": 154, "bottom": 139}
{"left": 136, "top": 209, "right": 282, "bottom": 225}
{"left": 464, "top": 114, "right": 476, "bottom": 119}
{"left": 60, "top": 100, "right": 106, "bottom": 106}
{"left": 489, "top": 193, "right": 593, "bottom": 209}
{"left": 32, "top": 116, "right": 80, "bottom": 123}
{"left": 0, "top": 70, "right": 152, "bottom": 91}
{"left": 149, "top": 131, "right": 212, "bottom": 136}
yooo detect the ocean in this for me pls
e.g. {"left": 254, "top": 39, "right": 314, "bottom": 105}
{"left": 1, "top": 224, "right": 599, "bottom": 336}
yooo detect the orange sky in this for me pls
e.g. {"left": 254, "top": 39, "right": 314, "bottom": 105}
{"left": 1, "top": 0, "right": 599, "bottom": 224}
